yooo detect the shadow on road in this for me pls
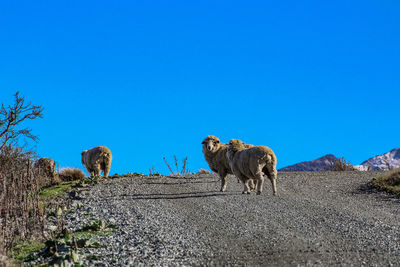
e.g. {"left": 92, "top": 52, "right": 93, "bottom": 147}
{"left": 120, "top": 191, "right": 238, "bottom": 200}
{"left": 354, "top": 183, "right": 400, "bottom": 203}
{"left": 141, "top": 180, "right": 218, "bottom": 186}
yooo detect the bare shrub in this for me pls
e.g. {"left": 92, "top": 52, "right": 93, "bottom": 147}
{"left": 181, "top": 157, "right": 190, "bottom": 175}
{"left": 0, "top": 146, "right": 45, "bottom": 253}
{"left": 149, "top": 167, "right": 161, "bottom": 176}
{"left": 59, "top": 168, "right": 86, "bottom": 182}
{"left": 163, "top": 156, "right": 191, "bottom": 175}
{"left": 0, "top": 91, "right": 44, "bottom": 150}
{"left": 330, "top": 157, "right": 356, "bottom": 171}
{"left": 163, "top": 157, "right": 174, "bottom": 174}
{"left": 0, "top": 92, "right": 47, "bottom": 256}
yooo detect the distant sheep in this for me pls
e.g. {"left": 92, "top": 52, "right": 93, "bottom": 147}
{"left": 202, "top": 135, "right": 254, "bottom": 192}
{"left": 226, "top": 139, "right": 277, "bottom": 195}
{"left": 81, "top": 146, "right": 112, "bottom": 177}
{"left": 35, "top": 157, "right": 56, "bottom": 178}
{"left": 34, "top": 157, "right": 58, "bottom": 186}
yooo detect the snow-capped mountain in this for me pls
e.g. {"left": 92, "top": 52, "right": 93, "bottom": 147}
{"left": 279, "top": 148, "right": 400, "bottom": 172}
{"left": 353, "top": 148, "right": 400, "bottom": 171}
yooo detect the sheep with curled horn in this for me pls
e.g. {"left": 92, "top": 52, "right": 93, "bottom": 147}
{"left": 226, "top": 139, "right": 277, "bottom": 195}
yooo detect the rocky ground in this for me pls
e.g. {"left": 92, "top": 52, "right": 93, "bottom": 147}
{"left": 63, "top": 171, "right": 400, "bottom": 266}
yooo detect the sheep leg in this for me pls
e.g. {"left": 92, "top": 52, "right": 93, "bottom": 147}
{"left": 253, "top": 167, "right": 265, "bottom": 195}
{"left": 265, "top": 168, "right": 278, "bottom": 196}
{"left": 243, "top": 179, "right": 251, "bottom": 194}
{"left": 270, "top": 170, "right": 278, "bottom": 196}
{"left": 86, "top": 168, "right": 94, "bottom": 177}
{"left": 93, "top": 163, "right": 101, "bottom": 177}
{"left": 249, "top": 179, "right": 258, "bottom": 191}
{"left": 101, "top": 161, "right": 111, "bottom": 178}
{"left": 219, "top": 170, "right": 228, "bottom": 192}
{"left": 103, "top": 164, "right": 110, "bottom": 178}
{"left": 255, "top": 175, "right": 265, "bottom": 195}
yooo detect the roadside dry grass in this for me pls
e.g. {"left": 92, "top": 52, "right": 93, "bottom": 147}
{"left": 330, "top": 157, "right": 356, "bottom": 171}
{"left": 59, "top": 168, "right": 86, "bottom": 182}
{"left": 371, "top": 169, "right": 400, "bottom": 195}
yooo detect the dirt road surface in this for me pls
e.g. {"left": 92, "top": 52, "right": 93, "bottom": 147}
{"left": 68, "top": 171, "right": 400, "bottom": 266}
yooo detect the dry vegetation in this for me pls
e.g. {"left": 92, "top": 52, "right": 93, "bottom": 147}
{"left": 0, "top": 92, "right": 75, "bottom": 264}
{"left": 197, "top": 168, "right": 211, "bottom": 174}
{"left": 330, "top": 157, "right": 356, "bottom": 171}
{"left": 0, "top": 149, "right": 85, "bottom": 264}
{"left": 371, "top": 169, "right": 400, "bottom": 195}
{"left": 0, "top": 146, "right": 44, "bottom": 253}
{"left": 59, "top": 168, "right": 86, "bottom": 182}
{"left": 0, "top": 92, "right": 46, "bottom": 258}
{"left": 163, "top": 156, "right": 191, "bottom": 175}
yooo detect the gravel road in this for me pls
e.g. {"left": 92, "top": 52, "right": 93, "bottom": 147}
{"left": 67, "top": 171, "right": 400, "bottom": 266}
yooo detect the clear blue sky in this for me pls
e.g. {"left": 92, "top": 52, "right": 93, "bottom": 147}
{"left": 1, "top": 0, "right": 399, "bottom": 175}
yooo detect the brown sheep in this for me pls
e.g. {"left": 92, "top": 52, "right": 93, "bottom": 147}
{"left": 202, "top": 135, "right": 254, "bottom": 192}
{"left": 226, "top": 139, "right": 277, "bottom": 195}
{"left": 34, "top": 157, "right": 58, "bottom": 186}
{"left": 35, "top": 157, "right": 56, "bottom": 178}
{"left": 81, "top": 146, "right": 112, "bottom": 177}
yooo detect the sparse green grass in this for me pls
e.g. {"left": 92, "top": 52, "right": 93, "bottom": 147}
{"left": 10, "top": 239, "right": 45, "bottom": 263}
{"left": 371, "top": 169, "right": 400, "bottom": 195}
{"left": 73, "top": 228, "right": 117, "bottom": 240}
{"left": 11, "top": 220, "right": 118, "bottom": 264}
{"left": 39, "top": 181, "right": 77, "bottom": 201}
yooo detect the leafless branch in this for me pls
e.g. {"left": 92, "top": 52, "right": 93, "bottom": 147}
{"left": 0, "top": 91, "right": 44, "bottom": 150}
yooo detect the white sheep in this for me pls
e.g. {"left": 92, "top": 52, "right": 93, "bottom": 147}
{"left": 202, "top": 135, "right": 254, "bottom": 192}
{"left": 81, "top": 146, "right": 112, "bottom": 177}
{"left": 226, "top": 139, "right": 277, "bottom": 195}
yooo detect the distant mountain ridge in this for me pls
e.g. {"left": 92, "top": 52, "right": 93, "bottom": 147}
{"left": 280, "top": 148, "right": 400, "bottom": 172}
{"left": 279, "top": 154, "right": 338, "bottom": 172}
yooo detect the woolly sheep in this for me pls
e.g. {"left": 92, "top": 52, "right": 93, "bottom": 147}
{"left": 35, "top": 157, "right": 56, "bottom": 178}
{"left": 202, "top": 135, "right": 254, "bottom": 192}
{"left": 226, "top": 139, "right": 277, "bottom": 195}
{"left": 81, "top": 146, "right": 112, "bottom": 177}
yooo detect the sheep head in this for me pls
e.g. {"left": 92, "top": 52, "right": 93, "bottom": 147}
{"left": 226, "top": 139, "right": 246, "bottom": 161}
{"left": 202, "top": 135, "right": 222, "bottom": 153}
